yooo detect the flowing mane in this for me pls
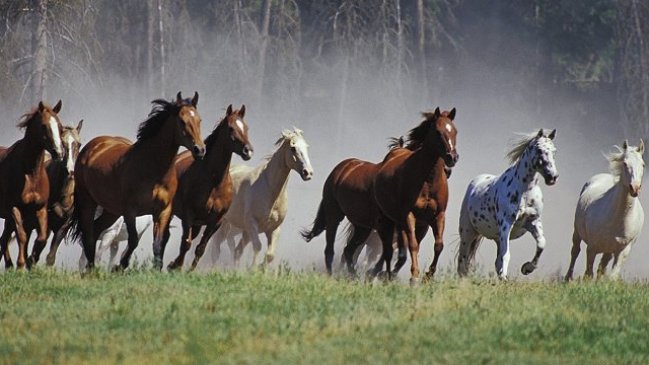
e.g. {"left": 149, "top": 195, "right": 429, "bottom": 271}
{"left": 604, "top": 145, "right": 630, "bottom": 177}
{"left": 17, "top": 107, "right": 44, "bottom": 130}
{"left": 137, "top": 98, "right": 187, "bottom": 141}
{"left": 387, "top": 136, "right": 405, "bottom": 150}
{"left": 204, "top": 117, "right": 228, "bottom": 151}
{"left": 506, "top": 132, "right": 539, "bottom": 164}
{"left": 404, "top": 111, "right": 439, "bottom": 150}
{"left": 264, "top": 128, "right": 304, "bottom": 161}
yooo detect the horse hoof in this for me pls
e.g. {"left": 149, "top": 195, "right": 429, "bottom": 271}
{"left": 167, "top": 262, "right": 180, "bottom": 271}
{"left": 521, "top": 262, "right": 536, "bottom": 275}
{"left": 111, "top": 265, "right": 124, "bottom": 273}
{"left": 410, "top": 277, "right": 421, "bottom": 287}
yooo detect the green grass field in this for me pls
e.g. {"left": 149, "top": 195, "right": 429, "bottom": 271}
{"left": 1, "top": 269, "right": 648, "bottom": 365}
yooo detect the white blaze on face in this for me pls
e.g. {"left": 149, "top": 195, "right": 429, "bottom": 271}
{"left": 49, "top": 116, "right": 63, "bottom": 155}
{"left": 236, "top": 119, "right": 245, "bottom": 133}
{"left": 65, "top": 134, "right": 75, "bottom": 173}
{"left": 189, "top": 110, "right": 195, "bottom": 117}
{"left": 445, "top": 123, "right": 453, "bottom": 132}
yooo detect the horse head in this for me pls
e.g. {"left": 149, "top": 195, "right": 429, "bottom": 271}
{"left": 532, "top": 129, "right": 559, "bottom": 186}
{"left": 175, "top": 91, "right": 206, "bottom": 160}
{"left": 61, "top": 119, "right": 83, "bottom": 176}
{"left": 32, "top": 100, "right": 64, "bottom": 161}
{"left": 279, "top": 128, "right": 313, "bottom": 181}
{"left": 619, "top": 139, "right": 645, "bottom": 197}
{"left": 223, "top": 104, "right": 253, "bottom": 161}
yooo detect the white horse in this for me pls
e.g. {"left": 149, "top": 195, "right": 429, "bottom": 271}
{"left": 78, "top": 215, "right": 152, "bottom": 270}
{"left": 565, "top": 140, "right": 645, "bottom": 280}
{"left": 209, "top": 128, "right": 313, "bottom": 265}
{"left": 457, "top": 129, "right": 558, "bottom": 280}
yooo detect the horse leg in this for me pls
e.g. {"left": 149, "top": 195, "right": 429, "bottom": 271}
{"left": 77, "top": 190, "right": 98, "bottom": 270}
{"left": 520, "top": 219, "right": 546, "bottom": 275}
{"left": 393, "top": 227, "right": 409, "bottom": 274}
{"left": 151, "top": 203, "right": 174, "bottom": 270}
{"left": 0, "top": 219, "right": 15, "bottom": 269}
{"left": 12, "top": 207, "right": 29, "bottom": 269}
{"left": 342, "top": 225, "right": 371, "bottom": 276}
{"left": 190, "top": 221, "right": 221, "bottom": 270}
{"left": 584, "top": 246, "right": 596, "bottom": 279}
{"left": 597, "top": 253, "right": 613, "bottom": 278}
{"left": 46, "top": 217, "right": 72, "bottom": 266}
{"left": 235, "top": 232, "right": 251, "bottom": 267}
{"left": 209, "top": 222, "right": 228, "bottom": 265}
{"left": 167, "top": 221, "right": 196, "bottom": 271}
{"left": 264, "top": 227, "right": 281, "bottom": 264}
{"left": 368, "top": 220, "right": 395, "bottom": 279}
{"left": 116, "top": 214, "right": 139, "bottom": 271}
{"left": 402, "top": 213, "right": 421, "bottom": 284}
{"left": 495, "top": 222, "right": 513, "bottom": 280}
{"left": 564, "top": 230, "right": 582, "bottom": 281}
{"left": 27, "top": 206, "right": 50, "bottom": 268}
{"left": 426, "top": 212, "right": 445, "bottom": 279}
{"left": 609, "top": 243, "right": 633, "bottom": 280}
{"left": 457, "top": 226, "right": 480, "bottom": 277}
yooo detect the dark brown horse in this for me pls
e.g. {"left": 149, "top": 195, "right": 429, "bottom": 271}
{"left": 301, "top": 143, "right": 396, "bottom": 274}
{"left": 69, "top": 92, "right": 205, "bottom": 270}
{"left": 0, "top": 101, "right": 64, "bottom": 269}
{"left": 43, "top": 120, "right": 83, "bottom": 266}
{"left": 166, "top": 104, "right": 253, "bottom": 271}
{"left": 371, "top": 108, "right": 458, "bottom": 282}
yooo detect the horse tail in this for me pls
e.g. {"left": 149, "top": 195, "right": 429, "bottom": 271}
{"left": 66, "top": 201, "right": 82, "bottom": 244}
{"left": 300, "top": 199, "right": 328, "bottom": 242}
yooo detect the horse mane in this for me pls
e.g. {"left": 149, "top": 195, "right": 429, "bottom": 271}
{"left": 264, "top": 127, "right": 305, "bottom": 161}
{"left": 204, "top": 116, "right": 229, "bottom": 150}
{"left": 17, "top": 106, "right": 44, "bottom": 130}
{"left": 387, "top": 136, "right": 405, "bottom": 150}
{"left": 137, "top": 98, "right": 187, "bottom": 141}
{"left": 604, "top": 145, "right": 637, "bottom": 177}
{"left": 404, "top": 112, "right": 439, "bottom": 150}
{"left": 506, "top": 132, "right": 540, "bottom": 164}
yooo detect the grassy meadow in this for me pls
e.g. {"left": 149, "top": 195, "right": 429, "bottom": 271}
{"left": 0, "top": 268, "right": 648, "bottom": 364}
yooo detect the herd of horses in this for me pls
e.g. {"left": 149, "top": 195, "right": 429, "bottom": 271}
{"left": 0, "top": 93, "right": 644, "bottom": 283}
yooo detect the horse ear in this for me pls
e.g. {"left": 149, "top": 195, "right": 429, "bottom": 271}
{"left": 240, "top": 104, "right": 246, "bottom": 118}
{"left": 639, "top": 139, "right": 645, "bottom": 155}
{"left": 448, "top": 108, "right": 456, "bottom": 120}
{"left": 226, "top": 104, "right": 233, "bottom": 116}
{"left": 537, "top": 129, "right": 544, "bottom": 138}
{"left": 76, "top": 119, "right": 83, "bottom": 133}
{"left": 548, "top": 129, "right": 556, "bottom": 140}
{"left": 623, "top": 140, "right": 629, "bottom": 150}
{"left": 434, "top": 107, "right": 441, "bottom": 118}
{"left": 191, "top": 91, "right": 199, "bottom": 107}
{"left": 176, "top": 92, "right": 183, "bottom": 104}
{"left": 53, "top": 100, "right": 62, "bottom": 113}
{"left": 38, "top": 101, "right": 45, "bottom": 112}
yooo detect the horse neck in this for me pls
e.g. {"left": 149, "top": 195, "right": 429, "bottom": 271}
{"left": 134, "top": 116, "right": 182, "bottom": 175}
{"left": 506, "top": 149, "right": 539, "bottom": 194}
{"left": 18, "top": 127, "right": 47, "bottom": 175}
{"left": 48, "top": 162, "right": 75, "bottom": 211}
{"left": 405, "top": 139, "right": 444, "bottom": 186}
{"left": 609, "top": 176, "right": 639, "bottom": 216}
{"left": 204, "top": 124, "right": 235, "bottom": 184}
{"left": 261, "top": 143, "right": 292, "bottom": 200}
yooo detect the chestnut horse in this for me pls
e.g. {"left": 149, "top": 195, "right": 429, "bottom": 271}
{"left": 69, "top": 92, "right": 205, "bottom": 270}
{"left": 371, "top": 108, "right": 458, "bottom": 283}
{"left": 0, "top": 101, "right": 64, "bottom": 269}
{"left": 166, "top": 104, "right": 253, "bottom": 271}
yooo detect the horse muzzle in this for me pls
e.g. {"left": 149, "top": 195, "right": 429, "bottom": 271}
{"left": 630, "top": 184, "right": 641, "bottom": 197}
{"left": 544, "top": 175, "right": 558, "bottom": 186}
{"left": 444, "top": 152, "right": 459, "bottom": 167}
{"left": 300, "top": 168, "right": 313, "bottom": 181}
{"left": 241, "top": 145, "right": 253, "bottom": 161}
{"left": 192, "top": 145, "right": 206, "bottom": 160}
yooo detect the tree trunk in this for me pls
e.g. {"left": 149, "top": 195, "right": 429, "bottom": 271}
{"left": 257, "top": 0, "right": 272, "bottom": 107}
{"left": 31, "top": 0, "right": 48, "bottom": 103}
{"left": 414, "top": 0, "right": 427, "bottom": 104}
{"left": 157, "top": 0, "right": 166, "bottom": 97}
{"left": 147, "top": 0, "right": 155, "bottom": 95}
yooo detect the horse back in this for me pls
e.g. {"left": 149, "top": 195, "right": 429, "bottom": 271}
{"left": 326, "top": 158, "right": 381, "bottom": 227}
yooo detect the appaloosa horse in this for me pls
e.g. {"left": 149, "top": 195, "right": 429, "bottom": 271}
{"left": 69, "top": 92, "right": 205, "bottom": 270}
{"left": 0, "top": 101, "right": 64, "bottom": 269}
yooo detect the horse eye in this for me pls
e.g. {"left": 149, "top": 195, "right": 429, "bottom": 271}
{"left": 290, "top": 146, "right": 296, "bottom": 152}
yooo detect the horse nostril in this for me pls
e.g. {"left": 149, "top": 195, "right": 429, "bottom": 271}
{"left": 193, "top": 145, "right": 205, "bottom": 158}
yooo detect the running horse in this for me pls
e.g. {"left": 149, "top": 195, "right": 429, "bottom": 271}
{"left": 370, "top": 108, "right": 458, "bottom": 283}
{"left": 165, "top": 104, "right": 253, "bottom": 271}
{"left": 69, "top": 92, "right": 205, "bottom": 270}
{"left": 0, "top": 101, "right": 64, "bottom": 269}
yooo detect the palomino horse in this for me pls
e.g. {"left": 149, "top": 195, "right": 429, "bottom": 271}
{"left": 457, "top": 129, "right": 558, "bottom": 280}
{"left": 370, "top": 108, "right": 458, "bottom": 282}
{"left": 69, "top": 92, "right": 205, "bottom": 270}
{"left": 566, "top": 140, "right": 645, "bottom": 280}
{"left": 43, "top": 120, "right": 83, "bottom": 266}
{"left": 166, "top": 104, "right": 253, "bottom": 271}
{"left": 0, "top": 101, "right": 64, "bottom": 269}
{"left": 209, "top": 128, "right": 313, "bottom": 266}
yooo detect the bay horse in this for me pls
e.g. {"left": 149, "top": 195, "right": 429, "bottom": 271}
{"left": 370, "top": 108, "right": 458, "bottom": 283}
{"left": 166, "top": 104, "right": 253, "bottom": 271}
{"left": 565, "top": 140, "right": 644, "bottom": 280}
{"left": 209, "top": 128, "right": 313, "bottom": 266}
{"left": 0, "top": 101, "right": 64, "bottom": 269}
{"left": 457, "top": 129, "right": 558, "bottom": 280}
{"left": 69, "top": 92, "right": 205, "bottom": 270}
